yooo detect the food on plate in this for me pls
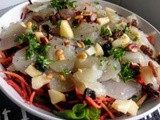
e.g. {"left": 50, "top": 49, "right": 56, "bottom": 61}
{"left": 0, "top": 0, "right": 160, "bottom": 119}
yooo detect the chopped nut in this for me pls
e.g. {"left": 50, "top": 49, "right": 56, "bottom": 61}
{"left": 60, "top": 75, "right": 66, "bottom": 81}
{"left": 39, "top": 25, "right": 42, "bottom": 32}
{"left": 49, "top": 34, "right": 54, "bottom": 40}
{"left": 78, "top": 68, "right": 83, "bottom": 73}
{"left": 58, "top": 54, "right": 66, "bottom": 61}
{"left": 140, "top": 45, "right": 153, "bottom": 57}
{"left": 20, "top": 22, "right": 26, "bottom": 28}
{"left": 55, "top": 49, "right": 64, "bottom": 56}
{"left": 75, "top": 15, "right": 84, "bottom": 19}
{"left": 77, "top": 52, "right": 88, "bottom": 60}
{"left": 27, "top": 22, "right": 32, "bottom": 29}
{"left": 64, "top": 40, "right": 71, "bottom": 47}
{"left": 83, "top": 12, "right": 92, "bottom": 16}
{"left": 40, "top": 36, "right": 49, "bottom": 45}
{"left": 77, "top": 41, "right": 85, "bottom": 48}
{"left": 127, "top": 43, "right": 139, "bottom": 52}
{"left": 46, "top": 73, "right": 54, "bottom": 79}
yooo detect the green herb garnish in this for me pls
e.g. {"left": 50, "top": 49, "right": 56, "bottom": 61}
{"left": 99, "top": 57, "right": 107, "bottom": 67}
{"left": 62, "top": 68, "right": 70, "bottom": 75}
{"left": 119, "top": 61, "right": 135, "bottom": 82}
{"left": 32, "top": 24, "right": 38, "bottom": 31}
{"left": 93, "top": 1, "right": 100, "bottom": 5}
{"left": 55, "top": 104, "right": 100, "bottom": 120}
{"left": 51, "top": 0, "right": 77, "bottom": 10}
{"left": 133, "top": 36, "right": 138, "bottom": 42}
{"left": 108, "top": 47, "right": 126, "bottom": 60}
{"left": 100, "top": 26, "right": 111, "bottom": 37}
{"left": 83, "top": 39, "right": 93, "bottom": 46}
{"left": 35, "top": 56, "right": 51, "bottom": 69}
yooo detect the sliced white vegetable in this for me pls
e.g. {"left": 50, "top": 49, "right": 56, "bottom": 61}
{"left": 140, "top": 66, "right": 159, "bottom": 90}
{"left": 95, "top": 43, "right": 104, "bottom": 56}
{"left": 99, "top": 57, "right": 121, "bottom": 81}
{"left": 32, "top": 74, "right": 50, "bottom": 90}
{"left": 48, "top": 89, "right": 66, "bottom": 105}
{"left": 73, "top": 23, "right": 101, "bottom": 42}
{"left": 50, "top": 73, "right": 74, "bottom": 92}
{"left": 112, "top": 34, "right": 131, "bottom": 47}
{"left": 0, "top": 22, "right": 26, "bottom": 50}
{"left": 25, "top": 65, "right": 42, "bottom": 77}
{"left": 112, "top": 99, "right": 131, "bottom": 114}
{"left": 60, "top": 20, "right": 74, "bottom": 39}
{"left": 112, "top": 99, "right": 139, "bottom": 115}
{"left": 73, "top": 68, "right": 106, "bottom": 97}
{"left": 12, "top": 47, "right": 33, "bottom": 74}
{"left": 85, "top": 46, "right": 96, "bottom": 56}
{"left": 28, "top": 2, "right": 49, "bottom": 12}
{"left": 97, "top": 17, "right": 110, "bottom": 26}
{"left": 102, "top": 80, "right": 141, "bottom": 100}
{"left": 128, "top": 100, "right": 139, "bottom": 116}
{"left": 48, "top": 43, "right": 76, "bottom": 72}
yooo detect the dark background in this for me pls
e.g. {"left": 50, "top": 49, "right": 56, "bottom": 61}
{"left": 0, "top": 0, "right": 160, "bottom": 120}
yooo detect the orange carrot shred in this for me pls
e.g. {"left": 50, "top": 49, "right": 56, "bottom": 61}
{"left": 86, "top": 96, "right": 101, "bottom": 109}
{"left": 101, "top": 103, "right": 115, "bottom": 119}
{"left": 0, "top": 57, "right": 12, "bottom": 63}
{"left": 29, "top": 91, "right": 36, "bottom": 104}
{"left": 136, "top": 94, "right": 148, "bottom": 106}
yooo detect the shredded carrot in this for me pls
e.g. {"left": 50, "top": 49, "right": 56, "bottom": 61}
{"left": 101, "top": 103, "right": 115, "bottom": 119}
{"left": 0, "top": 51, "right": 6, "bottom": 58}
{"left": 1, "top": 71, "right": 29, "bottom": 86}
{"left": 54, "top": 104, "right": 64, "bottom": 111}
{"left": 0, "top": 57, "right": 12, "bottom": 63}
{"left": 136, "top": 94, "right": 148, "bottom": 106}
{"left": 29, "top": 91, "right": 36, "bottom": 104}
{"left": 100, "top": 113, "right": 108, "bottom": 120}
{"left": 21, "top": 83, "right": 28, "bottom": 100}
{"left": 33, "top": 102, "right": 52, "bottom": 112}
{"left": 7, "top": 80, "right": 24, "bottom": 98}
{"left": 75, "top": 88, "right": 83, "bottom": 100}
{"left": 86, "top": 96, "right": 101, "bottom": 109}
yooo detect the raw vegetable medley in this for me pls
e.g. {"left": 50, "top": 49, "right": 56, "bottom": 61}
{"left": 0, "top": 0, "right": 160, "bottom": 119}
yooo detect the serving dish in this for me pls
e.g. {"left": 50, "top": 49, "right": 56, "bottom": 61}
{"left": 0, "top": 0, "right": 160, "bottom": 120}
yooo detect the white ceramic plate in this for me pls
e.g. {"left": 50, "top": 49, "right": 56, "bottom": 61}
{"left": 0, "top": 0, "right": 160, "bottom": 120}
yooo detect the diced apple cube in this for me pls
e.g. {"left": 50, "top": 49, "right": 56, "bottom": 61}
{"left": 112, "top": 100, "right": 131, "bottom": 114}
{"left": 48, "top": 89, "right": 66, "bottom": 104}
{"left": 97, "top": 17, "right": 110, "bottom": 26}
{"left": 112, "top": 34, "right": 131, "bottom": 47}
{"left": 32, "top": 74, "right": 50, "bottom": 90}
{"left": 25, "top": 64, "right": 42, "bottom": 77}
{"left": 128, "top": 100, "right": 139, "bottom": 116}
{"left": 60, "top": 20, "right": 74, "bottom": 39}
{"left": 85, "top": 46, "right": 96, "bottom": 56}
{"left": 94, "top": 43, "right": 104, "bottom": 56}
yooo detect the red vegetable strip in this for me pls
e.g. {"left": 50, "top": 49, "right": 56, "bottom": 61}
{"left": 68, "top": 100, "right": 80, "bottom": 104}
{"left": 33, "top": 102, "right": 52, "bottom": 112}
{"left": 100, "top": 113, "right": 108, "bottom": 120}
{"left": 0, "top": 57, "right": 12, "bottom": 63}
{"left": 54, "top": 104, "right": 64, "bottom": 111}
{"left": 21, "top": 83, "right": 27, "bottom": 100}
{"left": 86, "top": 96, "right": 101, "bottom": 109}
{"left": 29, "top": 91, "right": 36, "bottom": 104}
{"left": 7, "top": 80, "right": 24, "bottom": 98}
{"left": 136, "top": 94, "right": 148, "bottom": 106}
{"left": 1, "top": 71, "right": 29, "bottom": 86}
{"left": 147, "top": 34, "right": 154, "bottom": 45}
{"left": 0, "top": 51, "right": 6, "bottom": 58}
{"left": 101, "top": 103, "right": 115, "bottom": 119}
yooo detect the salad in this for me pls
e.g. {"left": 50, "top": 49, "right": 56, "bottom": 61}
{"left": 0, "top": 0, "right": 160, "bottom": 119}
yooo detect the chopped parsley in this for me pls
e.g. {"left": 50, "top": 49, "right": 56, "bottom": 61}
{"left": 51, "top": 0, "right": 77, "bottom": 10}
{"left": 108, "top": 47, "right": 126, "bottom": 60}
{"left": 119, "top": 61, "right": 135, "bottom": 82}
{"left": 133, "top": 36, "right": 138, "bottom": 42}
{"left": 99, "top": 57, "right": 107, "bottom": 67}
{"left": 62, "top": 69, "right": 70, "bottom": 75}
{"left": 100, "top": 26, "right": 111, "bottom": 37}
{"left": 93, "top": 1, "right": 100, "bottom": 5}
{"left": 35, "top": 56, "right": 51, "bottom": 69}
{"left": 32, "top": 24, "right": 38, "bottom": 31}
{"left": 83, "top": 39, "right": 93, "bottom": 46}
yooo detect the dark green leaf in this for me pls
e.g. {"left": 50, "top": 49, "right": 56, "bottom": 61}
{"left": 83, "top": 39, "right": 93, "bottom": 46}
{"left": 93, "top": 1, "right": 100, "bottom": 5}
{"left": 32, "top": 24, "right": 38, "bottom": 31}
{"left": 100, "top": 26, "right": 111, "bottom": 37}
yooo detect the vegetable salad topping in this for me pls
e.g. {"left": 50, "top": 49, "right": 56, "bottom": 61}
{"left": 0, "top": 0, "right": 160, "bottom": 119}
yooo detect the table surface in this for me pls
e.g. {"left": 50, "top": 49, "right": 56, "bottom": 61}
{"left": 0, "top": 0, "right": 160, "bottom": 120}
